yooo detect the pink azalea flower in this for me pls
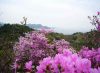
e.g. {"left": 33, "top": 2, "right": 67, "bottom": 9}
{"left": 90, "top": 68, "right": 100, "bottom": 73}
{"left": 25, "top": 61, "right": 32, "bottom": 71}
{"left": 97, "top": 12, "right": 100, "bottom": 15}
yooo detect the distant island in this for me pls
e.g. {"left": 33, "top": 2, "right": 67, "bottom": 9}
{"left": 27, "top": 24, "right": 50, "bottom": 30}
{"left": 0, "top": 22, "right": 51, "bottom": 30}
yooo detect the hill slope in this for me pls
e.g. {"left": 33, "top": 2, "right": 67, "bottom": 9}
{"left": 0, "top": 24, "right": 33, "bottom": 72}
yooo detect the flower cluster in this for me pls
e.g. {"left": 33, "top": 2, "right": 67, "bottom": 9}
{"left": 39, "top": 28, "right": 53, "bottom": 35}
{"left": 79, "top": 46, "right": 100, "bottom": 68}
{"left": 37, "top": 49, "right": 92, "bottom": 73}
{"left": 90, "top": 67, "right": 100, "bottom": 73}
{"left": 13, "top": 30, "right": 70, "bottom": 72}
{"left": 25, "top": 61, "right": 32, "bottom": 71}
{"left": 13, "top": 31, "right": 54, "bottom": 65}
{"left": 53, "top": 39, "right": 70, "bottom": 53}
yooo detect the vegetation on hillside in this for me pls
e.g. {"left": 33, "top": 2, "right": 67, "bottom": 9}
{"left": 0, "top": 24, "right": 33, "bottom": 72}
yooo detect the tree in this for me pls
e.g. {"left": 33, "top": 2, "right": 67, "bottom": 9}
{"left": 20, "top": 17, "right": 27, "bottom": 26}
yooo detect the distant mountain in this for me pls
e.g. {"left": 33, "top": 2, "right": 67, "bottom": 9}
{"left": 0, "top": 22, "right": 4, "bottom": 27}
{"left": 0, "top": 23, "right": 51, "bottom": 30}
{"left": 27, "top": 24, "right": 50, "bottom": 30}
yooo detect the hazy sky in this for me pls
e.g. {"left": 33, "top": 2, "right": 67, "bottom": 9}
{"left": 0, "top": 0, "right": 100, "bottom": 34}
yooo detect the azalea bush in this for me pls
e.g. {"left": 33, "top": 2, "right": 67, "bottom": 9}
{"left": 13, "top": 29, "right": 70, "bottom": 72}
{"left": 79, "top": 46, "right": 100, "bottom": 68}
{"left": 37, "top": 49, "right": 91, "bottom": 73}
{"left": 85, "top": 12, "right": 100, "bottom": 48}
{"left": 37, "top": 49, "right": 100, "bottom": 73}
{"left": 14, "top": 48, "right": 100, "bottom": 73}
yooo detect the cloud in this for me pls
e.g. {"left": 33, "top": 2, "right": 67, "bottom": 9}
{"left": 0, "top": 0, "right": 99, "bottom": 34}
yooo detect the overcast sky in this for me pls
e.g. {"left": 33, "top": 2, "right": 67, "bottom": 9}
{"left": 0, "top": 0, "right": 100, "bottom": 34}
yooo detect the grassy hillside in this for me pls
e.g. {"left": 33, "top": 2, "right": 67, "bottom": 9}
{"left": 0, "top": 24, "right": 33, "bottom": 72}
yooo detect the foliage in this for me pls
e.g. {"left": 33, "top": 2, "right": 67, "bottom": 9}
{"left": 84, "top": 12, "right": 100, "bottom": 48}
{"left": 84, "top": 30, "right": 100, "bottom": 48}
{"left": 0, "top": 24, "right": 33, "bottom": 72}
{"left": 70, "top": 32, "right": 86, "bottom": 51}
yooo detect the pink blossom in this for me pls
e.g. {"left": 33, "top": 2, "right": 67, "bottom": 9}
{"left": 37, "top": 50, "right": 92, "bottom": 73}
{"left": 25, "top": 61, "right": 32, "bottom": 71}
{"left": 90, "top": 68, "right": 100, "bottom": 73}
{"left": 97, "top": 12, "right": 100, "bottom": 15}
